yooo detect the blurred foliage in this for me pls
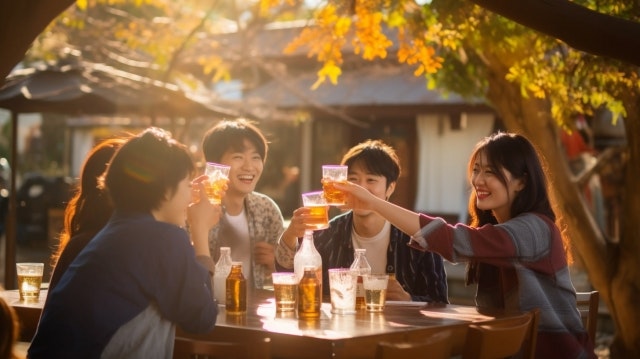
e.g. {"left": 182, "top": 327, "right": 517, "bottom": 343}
{"left": 263, "top": 0, "right": 639, "bottom": 131}
{"left": 26, "top": 0, "right": 308, "bottom": 90}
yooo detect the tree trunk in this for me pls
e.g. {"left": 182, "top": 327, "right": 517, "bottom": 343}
{"left": 469, "top": 0, "right": 640, "bottom": 67}
{"left": 608, "top": 94, "right": 640, "bottom": 357}
{"left": 0, "top": 0, "right": 75, "bottom": 82}
{"left": 482, "top": 56, "right": 640, "bottom": 358}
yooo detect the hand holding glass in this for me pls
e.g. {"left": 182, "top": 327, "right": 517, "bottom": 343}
{"left": 204, "top": 162, "right": 230, "bottom": 204}
{"left": 363, "top": 274, "right": 389, "bottom": 312}
{"left": 272, "top": 272, "right": 298, "bottom": 312}
{"left": 328, "top": 268, "right": 357, "bottom": 314}
{"left": 321, "top": 165, "right": 348, "bottom": 205}
{"left": 16, "top": 263, "right": 44, "bottom": 301}
{"left": 301, "top": 191, "right": 329, "bottom": 230}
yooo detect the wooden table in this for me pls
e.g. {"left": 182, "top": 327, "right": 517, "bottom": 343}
{"left": 1, "top": 289, "right": 47, "bottom": 341}
{"left": 178, "top": 291, "right": 501, "bottom": 359}
{"left": 2, "top": 288, "right": 502, "bottom": 358}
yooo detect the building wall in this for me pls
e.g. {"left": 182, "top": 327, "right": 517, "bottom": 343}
{"left": 414, "top": 112, "right": 496, "bottom": 222}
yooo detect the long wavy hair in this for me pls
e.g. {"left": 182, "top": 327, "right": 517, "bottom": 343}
{"left": 465, "top": 132, "right": 571, "bottom": 284}
{"left": 51, "top": 137, "right": 126, "bottom": 267}
{"left": 467, "top": 132, "right": 555, "bottom": 226}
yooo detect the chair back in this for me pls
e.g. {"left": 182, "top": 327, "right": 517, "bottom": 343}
{"left": 521, "top": 309, "right": 539, "bottom": 359}
{"left": 576, "top": 291, "right": 599, "bottom": 343}
{"left": 375, "top": 330, "right": 452, "bottom": 359}
{"left": 173, "top": 337, "right": 271, "bottom": 359}
{"left": 462, "top": 310, "right": 536, "bottom": 359}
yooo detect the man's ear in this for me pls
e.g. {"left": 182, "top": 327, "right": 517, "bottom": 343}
{"left": 385, "top": 181, "right": 396, "bottom": 200}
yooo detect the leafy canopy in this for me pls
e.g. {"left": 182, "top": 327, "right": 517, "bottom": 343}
{"left": 262, "top": 0, "right": 639, "bottom": 129}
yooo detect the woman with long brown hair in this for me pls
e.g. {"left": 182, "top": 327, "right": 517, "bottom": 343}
{"left": 49, "top": 137, "right": 126, "bottom": 291}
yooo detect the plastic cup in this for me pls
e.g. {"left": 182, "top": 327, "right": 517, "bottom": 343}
{"left": 301, "top": 191, "right": 329, "bottom": 230}
{"left": 16, "top": 263, "right": 44, "bottom": 301}
{"left": 204, "top": 162, "right": 230, "bottom": 204}
{"left": 321, "top": 165, "right": 348, "bottom": 205}
{"left": 272, "top": 272, "right": 297, "bottom": 312}
{"left": 363, "top": 274, "right": 389, "bottom": 312}
{"left": 328, "top": 268, "right": 357, "bottom": 315}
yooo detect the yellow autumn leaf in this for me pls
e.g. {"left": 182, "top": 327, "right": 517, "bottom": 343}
{"left": 312, "top": 62, "right": 342, "bottom": 89}
{"left": 387, "top": 11, "right": 406, "bottom": 28}
{"left": 334, "top": 17, "right": 352, "bottom": 37}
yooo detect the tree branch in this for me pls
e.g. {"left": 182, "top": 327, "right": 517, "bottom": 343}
{"left": 0, "top": 0, "right": 76, "bottom": 82}
{"left": 469, "top": 0, "right": 640, "bottom": 66}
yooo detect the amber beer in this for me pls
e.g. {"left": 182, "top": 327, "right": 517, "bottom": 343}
{"left": 226, "top": 262, "right": 247, "bottom": 314}
{"left": 204, "top": 162, "right": 230, "bottom": 204}
{"left": 321, "top": 165, "right": 348, "bottom": 205}
{"left": 322, "top": 180, "right": 347, "bottom": 205}
{"left": 272, "top": 272, "right": 298, "bottom": 312}
{"left": 274, "top": 282, "right": 297, "bottom": 312}
{"left": 17, "top": 274, "right": 42, "bottom": 301}
{"left": 307, "top": 204, "right": 329, "bottom": 230}
{"left": 16, "top": 262, "right": 44, "bottom": 301}
{"left": 298, "top": 266, "right": 321, "bottom": 319}
{"left": 364, "top": 288, "right": 387, "bottom": 312}
{"left": 363, "top": 274, "right": 389, "bottom": 312}
{"left": 205, "top": 177, "right": 227, "bottom": 204}
{"left": 355, "top": 275, "right": 366, "bottom": 310}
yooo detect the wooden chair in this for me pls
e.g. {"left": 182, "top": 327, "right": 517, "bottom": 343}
{"left": 462, "top": 309, "right": 538, "bottom": 359}
{"left": 521, "top": 309, "right": 539, "bottom": 359}
{"left": 173, "top": 337, "right": 271, "bottom": 359}
{"left": 576, "top": 290, "right": 599, "bottom": 343}
{"left": 375, "top": 330, "right": 453, "bottom": 359}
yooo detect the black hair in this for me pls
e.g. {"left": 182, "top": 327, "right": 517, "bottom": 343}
{"left": 201, "top": 119, "right": 268, "bottom": 163}
{"left": 340, "top": 139, "right": 400, "bottom": 188}
{"left": 104, "top": 127, "right": 194, "bottom": 212}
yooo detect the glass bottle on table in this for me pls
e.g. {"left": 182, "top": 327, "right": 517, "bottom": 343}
{"left": 293, "top": 231, "right": 323, "bottom": 292}
{"left": 350, "top": 248, "right": 371, "bottom": 310}
{"left": 214, "top": 247, "right": 232, "bottom": 305}
{"left": 225, "top": 261, "right": 246, "bottom": 314}
{"left": 298, "top": 266, "right": 321, "bottom": 319}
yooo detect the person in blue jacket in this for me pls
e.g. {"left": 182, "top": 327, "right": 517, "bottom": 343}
{"left": 29, "top": 127, "right": 222, "bottom": 359}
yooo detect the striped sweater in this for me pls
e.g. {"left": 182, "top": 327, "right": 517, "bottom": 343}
{"left": 413, "top": 212, "right": 596, "bottom": 359}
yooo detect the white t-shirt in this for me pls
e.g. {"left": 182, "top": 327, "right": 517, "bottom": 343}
{"left": 351, "top": 220, "right": 391, "bottom": 274}
{"left": 224, "top": 210, "right": 251, "bottom": 281}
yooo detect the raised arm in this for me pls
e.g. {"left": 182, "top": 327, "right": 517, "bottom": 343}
{"left": 335, "top": 181, "right": 422, "bottom": 236}
{"left": 188, "top": 177, "right": 222, "bottom": 258}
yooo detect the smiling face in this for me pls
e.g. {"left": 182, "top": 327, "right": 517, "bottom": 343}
{"left": 471, "top": 151, "right": 524, "bottom": 223}
{"left": 347, "top": 161, "right": 395, "bottom": 217}
{"left": 219, "top": 138, "right": 264, "bottom": 197}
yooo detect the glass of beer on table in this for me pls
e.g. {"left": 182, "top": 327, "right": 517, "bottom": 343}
{"left": 362, "top": 274, "right": 389, "bottom": 312}
{"left": 272, "top": 272, "right": 298, "bottom": 312}
{"left": 16, "top": 263, "right": 44, "bottom": 301}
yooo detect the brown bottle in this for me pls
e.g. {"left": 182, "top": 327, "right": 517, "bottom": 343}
{"left": 225, "top": 261, "right": 246, "bottom": 314}
{"left": 298, "top": 266, "right": 321, "bottom": 319}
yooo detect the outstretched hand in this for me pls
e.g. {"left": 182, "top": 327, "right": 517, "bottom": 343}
{"left": 334, "top": 181, "right": 376, "bottom": 211}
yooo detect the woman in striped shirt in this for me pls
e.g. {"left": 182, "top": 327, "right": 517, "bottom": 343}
{"left": 336, "top": 132, "right": 595, "bottom": 359}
